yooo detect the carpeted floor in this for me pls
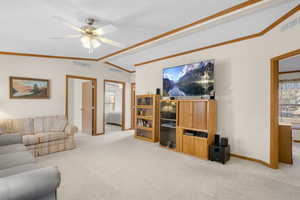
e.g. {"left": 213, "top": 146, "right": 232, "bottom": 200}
{"left": 37, "top": 130, "right": 300, "bottom": 200}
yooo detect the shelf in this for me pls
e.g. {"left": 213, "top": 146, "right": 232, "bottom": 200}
{"left": 178, "top": 126, "right": 208, "bottom": 132}
{"left": 136, "top": 105, "right": 153, "bottom": 109}
{"left": 182, "top": 135, "right": 208, "bottom": 141}
{"left": 136, "top": 126, "right": 153, "bottom": 131}
{"left": 160, "top": 123, "right": 176, "bottom": 129}
{"left": 137, "top": 116, "right": 153, "bottom": 120}
{"left": 160, "top": 118, "right": 176, "bottom": 122}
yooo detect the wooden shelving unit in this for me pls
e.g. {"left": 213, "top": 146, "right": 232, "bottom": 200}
{"left": 135, "top": 94, "right": 160, "bottom": 142}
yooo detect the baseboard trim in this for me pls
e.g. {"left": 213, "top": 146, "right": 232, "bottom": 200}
{"left": 293, "top": 140, "right": 300, "bottom": 143}
{"left": 95, "top": 132, "right": 104, "bottom": 136}
{"left": 106, "top": 123, "right": 122, "bottom": 127}
{"left": 231, "top": 153, "right": 271, "bottom": 168}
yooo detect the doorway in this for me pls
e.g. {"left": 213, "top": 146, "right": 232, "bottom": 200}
{"left": 270, "top": 49, "right": 300, "bottom": 169}
{"left": 66, "top": 75, "right": 97, "bottom": 136}
{"left": 103, "top": 80, "right": 125, "bottom": 134}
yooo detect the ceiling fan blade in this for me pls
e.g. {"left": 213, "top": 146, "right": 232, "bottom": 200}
{"left": 50, "top": 34, "right": 81, "bottom": 39}
{"left": 94, "top": 24, "right": 117, "bottom": 36}
{"left": 53, "top": 16, "right": 85, "bottom": 33}
{"left": 97, "top": 37, "right": 124, "bottom": 48}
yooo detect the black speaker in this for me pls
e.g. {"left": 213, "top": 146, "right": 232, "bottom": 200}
{"left": 221, "top": 137, "right": 228, "bottom": 147}
{"left": 214, "top": 134, "right": 220, "bottom": 146}
{"left": 156, "top": 88, "right": 161, "bottom": 95}
{"left": 209, "top": 145, "right": 230, "bottom": 164}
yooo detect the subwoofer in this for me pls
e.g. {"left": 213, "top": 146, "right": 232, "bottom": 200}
{"left": 209, "top": 144, "right": 230, "bottom": 164}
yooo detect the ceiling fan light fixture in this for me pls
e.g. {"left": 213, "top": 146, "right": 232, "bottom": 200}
{"left": 80, "top": 36, "right": 101, "bottom": 49}
{"left": 91, "top": 39, "right": 101, "bottom": 48}
{"left": 52, "top": 17, "right": 123, "bottom": 55}
{"left": 80, "top": 36, "right": 91, "bottom": 49}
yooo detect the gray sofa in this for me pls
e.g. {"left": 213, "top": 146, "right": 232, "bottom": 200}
{"left": 0, "top": 133, "right": 61, "bottom": 200}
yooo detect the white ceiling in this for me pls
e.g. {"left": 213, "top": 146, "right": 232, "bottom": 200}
{"left": 0, "top": 0, "right": 247, "bottom": 57}
{"left": 109, "top": 0, "right": 300, "bottom": 69}
{"left": 279, "top": 54, "right": 300, "bottom": 72}
{"left": 0, "top": 0, "right": 299, "bottom": 70}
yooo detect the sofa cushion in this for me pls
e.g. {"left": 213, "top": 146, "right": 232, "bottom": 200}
{"left": 34, "top": 115, "right": 67, "bottom": 133}
{"left": 0, "top": 118, "right": 34, "bottom": 136}
{"left": 0, "top": 151, "right": 35, "bottom": 170}
{"left": 23, "top": 135, "right": 39, "bottom": 145}
{"left": 0, "top": 144, "right": 26, "bottom": 155}
{"left": 0, "top": 133, "right": 22, "bottom": 146}
{"left": 0, "top": 163, "right": 39, "bottom": 178}
{"left": 36, "top": 132, "right": 67, "bottom": 143}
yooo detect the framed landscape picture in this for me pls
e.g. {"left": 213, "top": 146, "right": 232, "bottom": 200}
{"left": 9, "top": 77, "right": 50, "bottom": 99}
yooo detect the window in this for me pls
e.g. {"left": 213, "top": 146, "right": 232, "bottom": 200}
{"left": 105, "top": 91, "right": 116, "bottom": 112}
{"left": 279, "top": 79, "right": 300, "bottom": 123}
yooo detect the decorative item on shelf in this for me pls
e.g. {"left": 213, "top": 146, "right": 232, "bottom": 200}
{"left": 156, "top": 88, "right": 161, "bottom": 95}
{"left": 210, "top": 93, "right": 215, "bottom": 100}
{"left": 209, "top": 136, "right": 230, "bottom": 164}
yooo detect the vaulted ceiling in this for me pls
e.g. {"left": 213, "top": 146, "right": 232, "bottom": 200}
{"left": 0, "top": 0, "right": 299, "bottom": 71}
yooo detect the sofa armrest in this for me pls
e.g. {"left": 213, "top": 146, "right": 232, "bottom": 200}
{"left": 0, "top": 134, "right": 22, "bottom": 146}
{"left": 65, "top": 124, "right": 78, "bottom": 136}
{"left": 0, "top": 167, "right": 61, "bottom": 200}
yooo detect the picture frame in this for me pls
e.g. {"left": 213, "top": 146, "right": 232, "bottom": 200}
{"left": 9, "top": 76, "right": 50, "bottom": 99}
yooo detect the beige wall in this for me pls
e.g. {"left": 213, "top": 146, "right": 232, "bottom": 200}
{"left": 135, "top": 12, "right": 300, "bottom": 163}
{"left": 0, "top": 56, "right": 133, "bottom": 133}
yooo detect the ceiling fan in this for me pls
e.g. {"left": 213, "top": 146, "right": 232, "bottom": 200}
{"left": 51, "top": 17, "right": 124, "bottom": 54}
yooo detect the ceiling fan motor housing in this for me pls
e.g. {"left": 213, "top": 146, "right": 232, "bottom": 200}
{"left": 86, "top": 18, "right": 95, "bottom": 25}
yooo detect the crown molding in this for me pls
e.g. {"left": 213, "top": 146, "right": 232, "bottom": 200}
{"left": 97, "top": 0, "right": 263, "bottom": 61}
{"left": 105, "top": 61, "right": 135, "bottom": 73}
{"left": 0, "top": 51, "right": 98, "bottom": 61}
{"left": 135, "top": 4, "right": 300, "bottom": 67}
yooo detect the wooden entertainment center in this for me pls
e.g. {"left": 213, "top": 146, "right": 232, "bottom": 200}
{"left": 135, "top": 95, "right": 217, "bottom": 160}
{"left": 176, "top": 100, "right": 216, "bottom": 159}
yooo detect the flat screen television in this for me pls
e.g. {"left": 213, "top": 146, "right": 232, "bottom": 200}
{"left": 163, "top": 60, "right": 214, "bottom": 97}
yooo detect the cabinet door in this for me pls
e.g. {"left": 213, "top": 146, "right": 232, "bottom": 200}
{"left": 182, "top": 135, "right": 195, "bottom": 155}
{"left": 178, "top": 101, "right": 193, "bottom": 128}
{"left": 192, "top": 101, "right": 207, "bottom": 130}
{"left": 194, "top": 137, "right": 208, "bottom": 160}
{"left": 176, "top": 128, "right": 183, "bottom": 152}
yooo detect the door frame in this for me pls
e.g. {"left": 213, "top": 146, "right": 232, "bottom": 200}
{"left": 65, "top": 75, "right": 98, "bottom": 136}
{"left": 270, "top": 49, "right": 300, "bottom": 169}
{"left": 103, "top": 79, "right": 126, "bottom": 134}
{"left": 131, "top": 82, "right": 136, "bottom": 129}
